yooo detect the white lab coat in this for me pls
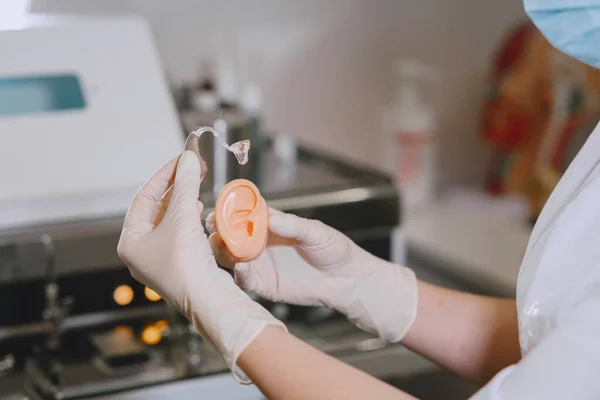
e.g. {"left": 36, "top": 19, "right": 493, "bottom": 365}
{"left": 472, "top": 122, "right": 600, "bottom": 399}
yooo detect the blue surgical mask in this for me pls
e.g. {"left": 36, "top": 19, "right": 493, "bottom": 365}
{"left": 524, "top": 0, "right": 600, "bottom": 69}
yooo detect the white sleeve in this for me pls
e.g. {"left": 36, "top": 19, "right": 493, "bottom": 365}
{"left": 470, "top": 291, "right": 600, "bottom": 400}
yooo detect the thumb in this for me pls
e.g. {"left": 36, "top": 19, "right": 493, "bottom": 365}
{"left": 234, "top": 262, "right": 261, "bottom": 292}
{"left": 268, "top": 213, "right": 337, "bottom": 248}
{"left": 234, "top": 252, "right": 279, "bottom": 300}
{"left": 167, "top": 151, "right": 202, "bottom": 217}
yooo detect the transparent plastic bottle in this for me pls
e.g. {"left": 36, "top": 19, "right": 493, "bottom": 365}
{"left": 381, "top": 59, "right": 440, "bottom": 213}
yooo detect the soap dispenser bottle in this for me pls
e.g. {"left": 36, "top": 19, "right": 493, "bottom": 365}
{"left": 381, "top": 59, "right": 439, "bottom": 213}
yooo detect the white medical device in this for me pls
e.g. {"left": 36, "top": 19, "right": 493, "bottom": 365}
{"left": 0, "top": 17, "right": 184, "bottom": 229}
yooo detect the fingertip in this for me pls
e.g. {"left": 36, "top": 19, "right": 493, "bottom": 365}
{"left": 268, "top": 207, "right": 284, "bottom": 215}
{"left": 175, "top": 151, "right": 201, "bottom": 186}
{"left": 124, "top": 155, "right": 179, "bottom": 228}
{"left": 169, "top": 151, "right": 202, "bottom": 216}
{"left": 208, "top": 232, "right": 224, "bottom": 250}
{"left": 209, "top": 233, "right": 238, "bottom": 269}
{"left": 267, "top": 213, "right": 283, "bottom": 228}
{"left": 178, "top": 150, "right": 200, "bottom": 171}
{"left": 268, "top": 213, "right": 298, "bottom": 238}
{"left": 235, "top": 262, "right": 250, "bottom": 272}
{"left": 205, "top": 211, "right": 216, "bottom": 234}
{"left": 234, "top": 262, "right": 256, "bottom": 291}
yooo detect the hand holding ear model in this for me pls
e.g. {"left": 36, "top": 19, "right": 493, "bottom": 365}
{"left": 208, "top": 209, "right": 419, "bottom": 343}
{"left": 117, "top": 151, "right": 286, "bottom": 383}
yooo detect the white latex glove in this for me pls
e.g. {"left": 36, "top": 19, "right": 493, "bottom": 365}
{"left": 117, "top": 151, "right": 286, "bottom": 383}
{"left": 207, "top": 209, "right": 418, "bottom": 342}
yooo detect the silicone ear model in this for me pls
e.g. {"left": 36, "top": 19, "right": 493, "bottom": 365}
{"left": 214, "top": 179, "right": 269, "bottom": 262}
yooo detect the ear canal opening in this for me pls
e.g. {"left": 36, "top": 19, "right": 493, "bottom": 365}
{"left": 247, "top": 221, "right": 254, "bottom": 237}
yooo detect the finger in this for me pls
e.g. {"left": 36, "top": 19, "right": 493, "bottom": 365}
{"left": 153, "top": 186, "right": 173, "bottom": 227}
{"left": 234, "top": 251, "right": 279, "bottom": 300}
{"left": 209, "top": 232, "right": 238, "bottom": 268}
{"left": 197, "top": 200, "right": 205, "bottom": 216}
{"left": 268, "top": 207, "right": 284, "bottom": 215}
{"left": 234, "top": 262, "right": 260, "bottom": 292}
{"left": 196, "top": 202, "right": 216, "bottom": 259}
{"left": 266, "top": 208, "right": 288, "bottom": 245}
{"left": 123, "top": 155, "right": 179, "bottom": 233}
{"left": 205, "top": 211, "right": 217, "bottom": 234}
{"left": 156, "top": 154, "right": 205, "bottom": 226}
{"left": 266, "top": 232, "right": 295, "bottom": 247}
{"left": 166, "top": 151, "right": 202, "bottom": 220}
{"left": 268, "top": 212, "right": 335, "bottom": 248}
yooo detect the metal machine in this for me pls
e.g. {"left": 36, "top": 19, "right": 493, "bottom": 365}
{"left": 0, "top": 16, "right": 183, "bottom": 230}
{"left": 0, "top": 16, "right": 450, "bottom": 400}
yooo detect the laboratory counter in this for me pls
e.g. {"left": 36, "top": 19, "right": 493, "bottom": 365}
{"left": 405, "top": 199, "right": 530, "bottom": 298}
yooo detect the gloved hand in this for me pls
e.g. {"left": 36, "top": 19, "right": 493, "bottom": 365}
{"left": 117, "top": 151, "right": 285, "bottom": 383}
{"left": 207, "top": 209, "right": 418, "bottom": 342}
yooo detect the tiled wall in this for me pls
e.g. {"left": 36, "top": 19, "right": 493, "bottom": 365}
{"left": 31, "top": 0, "right": 526, "bottom": 187}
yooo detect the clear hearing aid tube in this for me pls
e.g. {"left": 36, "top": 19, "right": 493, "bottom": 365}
{"left": 185, "top": 126, "right": 251, "bottom": 182}
{"left": 156, "top": 127, "right": 251, "bottom": 222}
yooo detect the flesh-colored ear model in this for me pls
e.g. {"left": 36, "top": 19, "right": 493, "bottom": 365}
{"left": 214, "top": 179, "right": 269, "bottom": 262}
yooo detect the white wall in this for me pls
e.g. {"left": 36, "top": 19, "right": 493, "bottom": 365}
{"left": 31, "top": 0, "right": 526, "bottom": 187}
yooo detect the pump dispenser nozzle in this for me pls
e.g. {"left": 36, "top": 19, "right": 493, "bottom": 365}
{"left": 393, "top": 59, "right": 440, "bottom": 82}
